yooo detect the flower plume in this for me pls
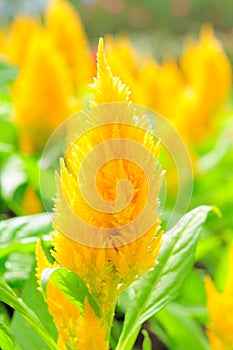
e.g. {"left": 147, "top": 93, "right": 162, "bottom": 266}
{"left": 37, "top": 37, "right": 163, "bottom": 349}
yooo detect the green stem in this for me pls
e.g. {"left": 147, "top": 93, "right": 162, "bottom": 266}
{"left": 104, "top": 302, "right": 116, "bottom": 346}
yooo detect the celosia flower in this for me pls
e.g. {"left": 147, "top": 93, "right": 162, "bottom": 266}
{"left": 179, "top": 25, "right": 232, "bottom": 141}
{"left": 137, "top": 59, "right": 185, "bottom": 122}
{"left": 12, "top": 31, "right": 81, "bottom": 152}
{"left": 181, "top": 26, "right": 231, "bottom": 112}
{"left": 36, "top": 38, "right": 163, "bottom": 349}
{"left": 205, "top": 244, "right": 233, "bottom": 349}
{"left": 45, "top": 0, "right": 95, "bottom": 90}
{"left": 104, "top": 35, "right": 139, "bottom": 95}
{"left": 3, "top": 16, "right": 42, "bottom": 67}
{"left": 102, "top": 27, "right": 231, "bottom": 145}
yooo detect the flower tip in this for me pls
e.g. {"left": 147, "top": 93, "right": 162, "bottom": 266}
{"left": 211, "top": 205, "right": 222, "bottom": 218}
{"left": 96, "top": 36, "right": 108, "bottom": 77}
{"left": 98, "top": 37, "right": 104, "bottom": 50}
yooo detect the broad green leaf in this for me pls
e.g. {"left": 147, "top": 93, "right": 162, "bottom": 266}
{"left": 12, "top": 269, "right": 57, "bottom": 350}
{"left": 0, "top": 321, "right": 19, "bottom": 350}
{"left": 0, "top": 213, "right": 52, "bottom": 258}
{"left": 3, "top": 253, "right": 34, "bottom": 287}
{"left": 116, "top": 206, "right": 212, "bottom": 350}
{"left": 0, "top": 155, "right": 28, "bottom": 215}
{"left": 42, "top": 267, "right": 100, "bottom": 317}
{"left": 0, "top": 278, "right": 58, "bottom": 350}
{"left": 153, "top": 302, "right": 209, "bottom": 350}
{"left": 176, "top": 269, "right": 207, "bottom": 311}
{"left": 0, "top": 154, "right": 42, "bottom": 215}
{"left": 142, "top": 330, "right": 152, "bottom": 350}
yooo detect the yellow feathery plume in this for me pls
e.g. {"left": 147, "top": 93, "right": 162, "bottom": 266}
{"left": 76, "top": 301, "right": 108, "bottom": 350}
{"left": 90, "top": 37, "right": 131, "bottom": 105}
{"left": 172, "top": 27, "right": 231, "bottom": 143}
{"left": 45, "top": 0, "right": 95, "bottom": 90}
{"left": 37, "top": 38, "right": 163, "bottom": 349}
{"left": 181, "top": 25, "right": 232, "bottom": 113}
{"left": 205, "top": 244, "right": 233, "bottom": 349}
{"left": 3, "top": 16, "right": 42, "bottom": 66}
{"left": 12, "top": 31, "right": 81, "bottom": 152}
{"left": 36, "top": 241, "right": 82, "bottom": 349}
{"left": 137, "top": 59, "right": 185, "bottom": 120}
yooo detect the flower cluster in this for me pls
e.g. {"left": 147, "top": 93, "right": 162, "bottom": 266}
{"left": 0, "top": 0, "right": 94, "bottom": 152}
{"left": 0, "top": 0, "right": 231, "bottom": 152}
{"left": 36, "top": 38, "right": 163, "bottom": 349}
{"left": 103, "top": 27, "right": 231, "bottom": 144}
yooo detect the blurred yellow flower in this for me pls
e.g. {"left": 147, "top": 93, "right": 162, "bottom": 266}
{"left": 3, "top": 16, "right": 42, "bottom": 67}
{"left": 104, "top": 35, "right": 139, "bottom": 95}
{"left": 179, "top": 25, "right": 232, "bottom": 141}
{"left": 12, "top": 31, "right": 81, "bottom": 152}
{"left": 36, "top": 38, "right": 163, "bottom": 349}
{"left": 137, "top": 59, "right": 185, "bottom": 121}
{"left": 102, "top": 27, "right": 231, "bottom": 145}
{"left": 45, "top": 0, "right": 95, "bottom": 90}
{"left": 181, "top": 26, "right": 231, "bottom": 111}
{"left": 206, "top": 244, "right": 233, "bottom": 349}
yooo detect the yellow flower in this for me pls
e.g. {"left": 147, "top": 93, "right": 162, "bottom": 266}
{"left": 101, "top": 27, "right": 231, "bottom": 145}
{"left": 104, "top": 35, "right": 139, "bottom": 96}
{"left": 36, "top": 38, "right": 163, "bottom": 349}
{"left": 45, "top": 0, "right": 95, "bottom": 90}
{"left": 76, "top": 301, "right": 108, "bottom": 350}
{"left": 179, "top": 25, "right": 232, "bottom": 142}
{"left": 12, "top": 31, "right": 81, "bottom": 152}
{"left": 206, "top": 244, "right": 233, "bottom": 349}
{"left": 137, "top": 59, "right": 185, "bottom": 120}
{"left": 181, "top": 26, "right": 231, "bottom": 111}
{"left": 1, "top": 16, "right": 42, "bottom": 66}
{"left": 0, "top": 16, "right": 42, "bottom": 67}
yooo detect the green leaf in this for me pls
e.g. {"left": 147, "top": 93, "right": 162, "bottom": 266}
{"left": 0, "top": 278, "right": 58, "bottom": 350}
{"left": 12, "top": 268, "right": 57, "bottom": 350}
{"left": 116, "top": 206, "right": 212, "bottom": 350}
{"left": 153, "top": 303, "right": 209, "bottom": 350}
{"left": 176, "top": 269, "right": 207, "bottom": 310}
{"left": 0, "top": 213, "right": 52, "bottom": 258}
{"left": 3, "top": 253, "right": 35, "bottom": 287}
{"left": 0, "top": 321, "right": 19, "bottom": 350}
{"left": 142, "top": 330, "right": 152, "bottom": 350}
{"left": 0, "top": 155, "right": 28, "bottom": 215}
{"left": 42, "top": 267, "right": 100, "bottom": 317}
